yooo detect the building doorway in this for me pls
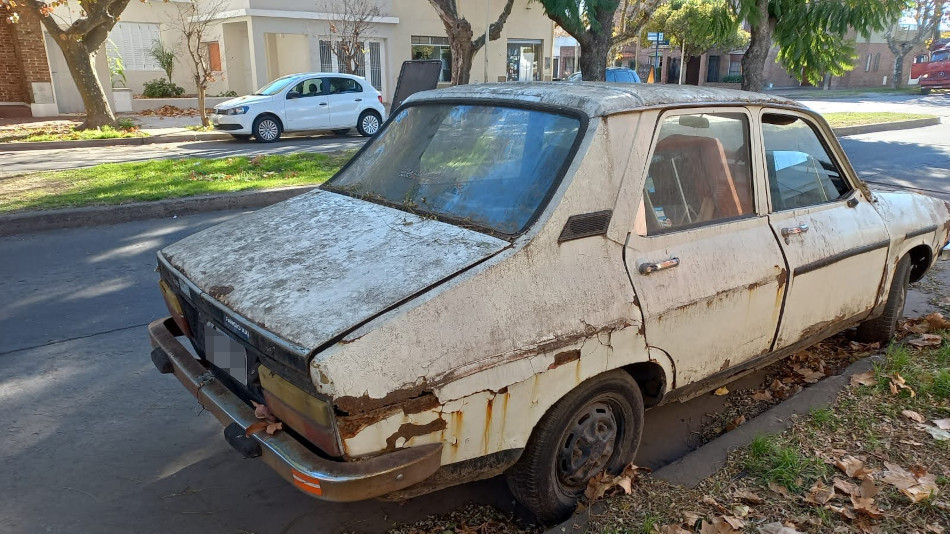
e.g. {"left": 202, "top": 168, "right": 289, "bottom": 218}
{"left": 507, "top": 40, "right": 542, "bottom": 81}
{"left": 707, "top": 55, "right": 720, "bottom": 82}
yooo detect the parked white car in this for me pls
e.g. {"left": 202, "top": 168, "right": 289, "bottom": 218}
{"left": 211, "top": 72, "right": 387, "bottom": 142}
{"left": 151, "top": 83, "right": 950, "bottom": 523}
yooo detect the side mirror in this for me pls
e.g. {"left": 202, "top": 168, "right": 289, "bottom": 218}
{"left": 287, "top": 91, "right": 300, "bottom": 100}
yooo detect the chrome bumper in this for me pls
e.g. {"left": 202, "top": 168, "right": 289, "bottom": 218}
{"left": 148, "top": 317, "right": 442, "bottom": 502}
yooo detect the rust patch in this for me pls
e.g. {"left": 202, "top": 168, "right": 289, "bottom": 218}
{"left": 336, "top": 404, "right": 402, "bottom": 439}
{"left": 401, "top": 392, "right": 440, "bottom": 415}
{"left": 799, "top": 313, "right": 848, "bottom": 342}
{"left": 548, "top": 349, "right": 581, "bottom": 370}
{"left": 776, "top": 268, "right": 788, "bottom": 289}
{"left": 208, "top": 285, "right": 234, "bottom": 298}
{"left": 483, "top": 396, "right": 494, "bottom": 452}
{"left": 385, "top": 419, "right": 447, "bottom": 450}
{"left": 335, "top": 381, "right": 429, "bottom": 414}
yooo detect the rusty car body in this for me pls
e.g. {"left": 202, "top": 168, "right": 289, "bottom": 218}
{"left": 149, "top": 83, "right": 950, "bottom": 522}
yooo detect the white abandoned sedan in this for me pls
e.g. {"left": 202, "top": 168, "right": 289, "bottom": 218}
{"left": 150, "top": 83, "right": 950, "bottom": 522}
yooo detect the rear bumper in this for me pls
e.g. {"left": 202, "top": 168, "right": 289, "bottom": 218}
{"left": 148, "top": 317, "right": 442, "bottom": 502}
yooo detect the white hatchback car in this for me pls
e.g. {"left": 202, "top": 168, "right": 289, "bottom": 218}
{"left": 211, "top": 72, "right": 387, "bottom": 142}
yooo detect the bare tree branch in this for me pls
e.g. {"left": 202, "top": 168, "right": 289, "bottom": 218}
{"left": 323, "top": 0, "right": 381, "bottom": 75}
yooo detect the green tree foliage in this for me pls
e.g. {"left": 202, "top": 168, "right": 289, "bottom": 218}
{"left": 730, "top": 0, "right": 909, "bottom": 91}
{"left": 536, "top": 0, "right": 661, "bottom": 81}
{"left": 645, "top": 0, "right": 748, "bottom": 82}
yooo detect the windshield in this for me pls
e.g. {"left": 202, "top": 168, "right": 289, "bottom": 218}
{"left": 933, "top": 50, "right": 949, "bottom": 62}
{"left": 255, "top": 76, "right": 296, "bottom": 95}
{"left": 325, "top": 104, "right": 582, "bottom": 235}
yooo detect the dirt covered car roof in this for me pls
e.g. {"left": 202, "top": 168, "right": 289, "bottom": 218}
{"left": 403, "top": 82, "right": 803, "bottom": 118}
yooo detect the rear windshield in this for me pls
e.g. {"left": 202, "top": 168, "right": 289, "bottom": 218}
{"left": 325, "top": 104, "right": 582, "bottom": 235}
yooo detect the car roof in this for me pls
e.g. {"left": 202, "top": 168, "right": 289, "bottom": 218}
{"left": 285, "top": 72, "right": 365, "bottom": 80}
{"left": 404, "top": 82, "right": 803, "bottom": 118}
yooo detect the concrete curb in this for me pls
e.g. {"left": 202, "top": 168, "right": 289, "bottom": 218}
{"left": 0, "top": 185, "right": 317, "bottom": 237}
{"left": 0, "top": 132, "right": 233, "bottom": 152}
{"left": 833, "top": 116, "right": 941, "bottom": 137}
{"left": 544, "top": 354, "right": 883, "bottom": 534}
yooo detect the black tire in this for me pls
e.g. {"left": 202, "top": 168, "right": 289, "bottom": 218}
{"left": 505, "top": 370, "right": 644, "bottom": 523}
{"left": 856, "top": 255, "right": 912, "bottom": 344}
{"left": 230, "top": 134, "right": 251, "bottom": 141}
{"left": 356, "top": 110, "right": 382, "bottom": 137}
{"left": 252, "top": 115, "right": 282, "bottom": 143}
{"left": 921, "top": 87, "right": 932, "bottom": 95}
{"left": 331, "top": 128, "right": 351, "bottom": 136}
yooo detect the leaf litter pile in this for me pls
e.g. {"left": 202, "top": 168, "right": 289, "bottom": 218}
{"left": 386, "top": 314, "right": 950, "bottom": 534}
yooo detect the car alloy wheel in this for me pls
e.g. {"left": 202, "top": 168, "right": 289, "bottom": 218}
{"left": 360, "top": 113, "right": 380, "bottom": 135}
{"left": 257, "top": 118, "right": 280, "bottom": 142}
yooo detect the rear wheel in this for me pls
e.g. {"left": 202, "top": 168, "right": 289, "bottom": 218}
{"left": 252, "top": 115, "right": 281, "bottom": 143}
{"left": 357, "top": 110, "right": 381, "bottom": 137}
{"left": 506, "top": 370, "right": 644, "bottom": 523}
{"left": 856, "top": 255, "right": 912, "bottom": 344}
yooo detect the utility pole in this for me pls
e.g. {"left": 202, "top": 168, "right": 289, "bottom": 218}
{"left": 484, "top": 0, "right": 490, "bottom": 83}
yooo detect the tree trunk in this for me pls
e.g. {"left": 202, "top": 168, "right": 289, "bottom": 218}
{"left": 741, "top": 0, "right": 775, "bottom": 92}
{"left": 198, "top": 83, "right": 209, "bottom": 127}
{"left": 61, "top": 41, "right": 115, "bottom": 129}
{"left": 892, "top": 51, "right": 907, "bottom": 89}
{"left": 679, "top": 42, "right": 686, "bottom": 84}
{"left": 578, "top": 34, "right": 610, "bottom": 82}
{"left": 448, "top": 24, "right": 475, "bottom": 85}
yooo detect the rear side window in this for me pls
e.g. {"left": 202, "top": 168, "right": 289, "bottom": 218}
{"left": 762, "top": 114, "right": 850, "bottom": 211}
{"left": 328, "top": 77, "right": 362, "bottom": 94}
{"left": 637, "top": 112, "right": 754, "bottom": 235}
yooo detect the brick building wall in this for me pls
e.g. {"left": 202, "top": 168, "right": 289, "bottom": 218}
{"left": 0, "top": 8, "right": 52, "bottom": 115}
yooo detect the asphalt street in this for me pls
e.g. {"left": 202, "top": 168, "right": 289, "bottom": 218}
{"left": 2, "top": 93, "right": 950, "bottom": 533}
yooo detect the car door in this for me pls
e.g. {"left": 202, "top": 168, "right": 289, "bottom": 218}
{"left": 283, "top": 77, "right": 330, "bottom": 131}
{"left": 624, "top": 109, "right": 787, "bottom": 385}
{"left": 325, "top": 77, "right": 365, "bottom": 128}
{"left": 760, "top": 110, "right": 890, "bottom": 348}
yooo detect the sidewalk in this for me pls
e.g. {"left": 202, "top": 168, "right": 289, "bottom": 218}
{"left": 0, "top": 111, "right": 231, "bottom": 152}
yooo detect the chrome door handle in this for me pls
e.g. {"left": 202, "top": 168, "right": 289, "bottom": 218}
{"left": 354, "top": 98, "right": 362, "bottom": 101}
{"left": 319, "top": 102, "right": 328, "bottom": 106}
{"left": 781, "top": 224, "right": 809, "bottom": 237}
{"left": 639, "top": 257, "right": 680, "bottom": 275}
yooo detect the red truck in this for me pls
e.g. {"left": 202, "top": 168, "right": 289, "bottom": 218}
{"left": 911, "top": 42, "right": 950, "bottom": 95}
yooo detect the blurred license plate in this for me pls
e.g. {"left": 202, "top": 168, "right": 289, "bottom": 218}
{"left": 205, "top": 323, "right": 247, "bottom": 384}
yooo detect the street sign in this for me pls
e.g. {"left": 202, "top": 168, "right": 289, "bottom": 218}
{"left": 647, "top": 32, "right": 664, "bottom": 42}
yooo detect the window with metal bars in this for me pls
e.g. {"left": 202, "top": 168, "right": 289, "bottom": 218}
{"left": 319, "top": 40, "right": 333, "bottom": 72}
{"left": 369, "top": 42, "right": 382, "bottom": 90}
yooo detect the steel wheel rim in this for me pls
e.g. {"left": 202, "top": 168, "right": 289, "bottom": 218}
{"left": 362, "top": 114, "right": 379, "bottom": 134}
{"left": 556, "top": 400, "right": 620, "bottom": 489}
{"left": 258, "top": 119, "right": 279, "bottom": 140}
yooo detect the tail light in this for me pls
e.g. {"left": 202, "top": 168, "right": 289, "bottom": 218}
{"left": 159, "top": 280, "right": 193, "bottom": 338}
{"left": 378, "top": 95, "right": 383, "bottom": 104}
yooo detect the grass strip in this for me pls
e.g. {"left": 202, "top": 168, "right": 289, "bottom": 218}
{"left": 0, "top": 119, "right": 145, "bottom": 143}
{"left": 0, "top": 152, "right": 353, "bottom": 214}
{"left": 822, "top": 111, "right": 936, "bottom": 128}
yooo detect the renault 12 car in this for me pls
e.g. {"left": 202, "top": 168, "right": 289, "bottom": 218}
{"left": 211, "top": 72, "right": 387, "bottom": 142}
{"left": 150, "top": 83, "right": 950, "bottom": 522}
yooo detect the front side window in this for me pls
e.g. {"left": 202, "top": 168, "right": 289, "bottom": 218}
{"left": 638, "top": 112, "right": 754, "bottom": 235}
{"left": 325, "top": 104, "right": 582, "bottom": 235}
{"left": 762, "top": 114, "right": 850, "bottom": 211}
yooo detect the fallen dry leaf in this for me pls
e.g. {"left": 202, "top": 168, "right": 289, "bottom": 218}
{"left": 902, "top": 409, "right": 926, "bottom": 423}
{"left": 851, "top": 371, "right": 878, "bottom": 387}
{"left": 733, "top": 489, "right": 764, "bottom": 504}
{"left": 714, "top": 387, "right": 729, "bottom": 396}
{"left": 719, "top": 515, "right": 745, "bottom": 530}
{"left": 925, "top": 523, "right": 945, "bottom": 534}
{"left": 836, "top": 455, "right": 871, "bottom": 478}
{"left": 757, "top": 522, "right": 803, "bottom": 534}
{"left": 825, "top": 503, "right": 857, "bottom": 520}
{"left": 889, "top": 373, "right": 916, "bottom": 397}
{"left": 881, "top": 462, "right": 939, "bottom": 503}
{"left": 918, "top": 424, "right": 950, "bottom": 441}
{"left": 656, "top": 526, "right": 691, "bottom": 534}
{"left": 850, "top": 494, "right": 883, "bottom": 518}
{"left": 934, "top": 418, "right": 950, "bottom": 430}
{"left": 804, "top": 480, "right": 835, "bottom": 505}
{"left": 768, "top": 481, "right": 792, "bottom": 498}
{"left": 833, "top": 477, "right": 859, "bottom": 497}
{"left": 725, "top": 415, "right": 746, "bottom": 432}
{"left": 751, "top": 390, "right": 773, "bottom": 401}
{"left": 731, "top": 504, "right": 750, "bottom": 517}
{"left": 908, "top": 333, "right": 943, "bottom": 348}
{"left": 860, "top": 477, "right": 879, "bottom": 499}
{"left": 924, "top": 312, "right": 950, "bottom": 330}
